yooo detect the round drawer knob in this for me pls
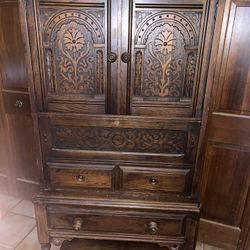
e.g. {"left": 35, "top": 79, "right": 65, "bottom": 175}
{"left": 76, "top": 175, "right": 85, "bottom": 182}
{"left": 121, "top": 52, "right": 130, "bottom": 63}
{"left": 149, "top": 177, "right": 158, "bottom": 185}
{"left": 14, "top": 100, "right": 23, "bottom": 108}
{"left": 73, "top": 217, "right": 83, "bottom": 231}
{"left": 148, "top": 221, "right": 158, "bottom": 234}
{"left": 107, "top": 52, "right": 117, "bottom": 63}
{"left": 171, "top": 245, "right": 179, "bottom": 250}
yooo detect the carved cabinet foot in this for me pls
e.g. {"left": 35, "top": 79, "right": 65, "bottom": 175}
{"left": 41, "top": 243, "right": 51, "bottom": 250}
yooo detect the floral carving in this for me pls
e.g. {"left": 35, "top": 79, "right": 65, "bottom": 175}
{"left": 43, "top": 10, "right": 105, "bottom": 96}
{"left": 63, "top": 28, "right": 85, "bottom": 52}
{"left": 154, "top": 30, "right": 177, "bottom": 55}
{"left": 134, "top": 11, "right": 201, "bottom": 99}
{"left": 53, "top": 126, "right": 187, "bottom": 154}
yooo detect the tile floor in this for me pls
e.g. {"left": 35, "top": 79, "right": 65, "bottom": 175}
{"left": 0, "top": 194, "right": 222, "bottom": 250}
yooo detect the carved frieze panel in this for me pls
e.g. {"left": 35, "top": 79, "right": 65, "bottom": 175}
{"left": 40, "top": 8, "right": 105, "bottom": 97}
{"left": 133, "top": 10, "right": 202, "bottom": 100}
{"left": 52, "top": 126, "right": 187, "bottom": 154}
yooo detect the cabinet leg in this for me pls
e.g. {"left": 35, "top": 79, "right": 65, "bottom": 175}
{"left": 41, "top": 243, "right": 51, "bottom": 250}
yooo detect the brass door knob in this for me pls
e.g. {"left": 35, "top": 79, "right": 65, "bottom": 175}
{"left": 14, "top": 100, "right": 23, "bottom": 108}
{"left": 73, "top": 217, "right": 83, "bottom": 231}
{"left": 148, "top": 221, "right": 158, "bottom": 234}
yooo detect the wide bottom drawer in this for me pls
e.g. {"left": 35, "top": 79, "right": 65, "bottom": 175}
{"left": 47, "top": 206, "right": 186, "bottom": 237}
{"left": 61, "top": 239, "right": 183, "bottom": 250}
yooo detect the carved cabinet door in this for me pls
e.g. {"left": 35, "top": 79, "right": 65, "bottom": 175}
{"left": 28, "top": 0, "right": 210, "bottom": 117}
{"left": 128, "top": 0, "right": 208, "bottom": 117}
{"left": 29, "top": 0, "right": 111, "bottom": 114}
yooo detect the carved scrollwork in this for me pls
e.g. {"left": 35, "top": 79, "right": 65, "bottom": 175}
{"left": 184, "top": 51, "right": 197, "bottom": 97}
{"left": 53, "top": 126, "right": 187, "bottom": 154}
{"left": 133, "top": 10, "right": 201, "bottom": 100}
{"left": 134, "top": 51, "right": 143, "bottom": 95}
{"left": 42, "top": 10, "right": 105, "bottom": 96}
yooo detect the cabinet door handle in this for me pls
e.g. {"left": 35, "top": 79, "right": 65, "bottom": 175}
{"left": 14, "top": 100, "right": 23, "bottom": 108}
{"left": 107, "top": 52, "right": 117, "bottom": 63}
{"left": 121, "top": 52, "right": 130, "bottom": 63}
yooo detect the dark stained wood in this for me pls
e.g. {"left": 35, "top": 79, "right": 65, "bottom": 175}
{"left": 121, "top": 166, "right": 191, "bottom": 193}
{"left": 60, "top": 239, "right": 161, "bottom": 250}
{"left": 198, "top": 218, "right": 241, "bottom": 250}
{"left": 198, "top": 0, "right": 250, "bottom": 249}
{"left": 0, "top": 1, "right": 28, "bottom": 91}
{"left": 2, "top": 91, "right": 31, "bottom": 116}
{"left": 23, "top": 0, "right": 216, "bottom": 249}
{"left": 130, "top": 1, "right": 205, "bottom": 117}
{"left": 48, "top": 163, "right": 115, "bottom": 190}
{"left": 0, "top": 0, "right": 40, "bottom": 198}
{"left": 48, "top": 208, "right": 185, "bottom": 237}
{"left": 203, "top": 144, "right": 250, "bottom": 226}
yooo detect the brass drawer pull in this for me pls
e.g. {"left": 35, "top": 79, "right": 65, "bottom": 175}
{"left": 73, "top": 217, "right": 83, "bottom": 231}
{"left": 149, "top": 177, "right": 158, "bottom": 185}
{"left": 148, "top": 221, "right": 158, "bottom": 234}
{"left": 75, "top": 175, "right": 85, "bottom": 182}
{"left": 170, "top": 245, "right": 179, "bottom": 250}
{"left": 14, "top": 100, "right": 23, "bottom": 108}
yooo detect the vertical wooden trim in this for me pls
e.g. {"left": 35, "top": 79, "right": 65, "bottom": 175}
{"left": 19, "top": 0, "right": 45, "bottom": 188}
{"left": 238, "top": 188, "right": 250, "bottom": 250}
{"left": 34, "top": 203, "right": 50, "bottom": 244}
{"left": 195, "top": 0, "right": 229, "bottom": 201}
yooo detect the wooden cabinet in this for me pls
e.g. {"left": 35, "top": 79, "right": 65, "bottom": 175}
{"left": 23, "top": 0, "right": 216, "bottom": 249}
{"left": 197, "top": 0, "right": 250, "bottom": 249}
{"left": 0, "top": 0, "right": 40, "bottom": 198}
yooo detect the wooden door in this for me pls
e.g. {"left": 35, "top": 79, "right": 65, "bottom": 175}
{"left": 198, "top": 0, "right": 250, "bottom": 249}
{"left": 129, "top": 0, "right": 206, "bottom": 118}
{"left": 0, "top": 0, "right": 40, "bottom": 198}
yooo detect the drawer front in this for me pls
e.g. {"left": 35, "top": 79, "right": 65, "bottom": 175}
{"left": 121, "top": 167, "right": 191, "bottom": 193}
{"left": 47, "top": 163, "right": 115, "bottom": 190}
{"left": 39, "top": 114, "right": 200, "bottom": 164}
{"left": 3, "top": 91, "right": 31, "bottom": 116}
{"left": 48, "top": 208, "right": 185, "bottom": 237}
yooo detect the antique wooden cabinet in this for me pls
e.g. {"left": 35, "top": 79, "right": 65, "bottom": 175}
{"left": 23, "top": 0, "right": 217, "bottom": 249}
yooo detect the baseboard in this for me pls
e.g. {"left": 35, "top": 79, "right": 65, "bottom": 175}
{"left": 198, "top": 218, "right": 241, "bottom": 250}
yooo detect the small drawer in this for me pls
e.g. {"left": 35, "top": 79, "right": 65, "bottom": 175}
{"left": 121, "top": 166, "right": 191, "bottom": 193}
{"left": 3, "top": 91, "right": 31, "bottom": 116}
{"left": 48, "top": 208, "right": 185, "bottom": 237}
{"left": 47, "top": 163, "right": 115, "bottom": 190}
